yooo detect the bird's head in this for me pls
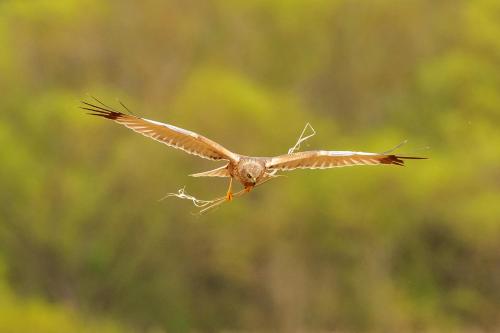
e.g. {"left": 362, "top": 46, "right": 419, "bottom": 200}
{"left": 239, "top": 161, "right": 264, "bottom": 185}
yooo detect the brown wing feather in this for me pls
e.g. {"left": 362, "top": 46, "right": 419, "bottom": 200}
{"left": 266, "top": 150, "right": 426, "bottom": 171}
{"left": 81, "top": 101, "right": 239, "bottom": 162}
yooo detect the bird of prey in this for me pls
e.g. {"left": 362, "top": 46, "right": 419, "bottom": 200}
{"left": 81, "top": 99, "right": 425, "bottom": 201}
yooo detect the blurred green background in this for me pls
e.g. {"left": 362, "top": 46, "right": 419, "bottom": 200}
{"left": 1, "top": 0, "right": 499, "bottom": 332}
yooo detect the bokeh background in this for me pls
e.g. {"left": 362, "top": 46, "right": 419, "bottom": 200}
{"left": 1, "top": 0, "right": 499, "bottom": 332}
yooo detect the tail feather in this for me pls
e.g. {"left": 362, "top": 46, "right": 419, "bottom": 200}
{"left": 190, "top": 165, "right": 230, "bottom": 178}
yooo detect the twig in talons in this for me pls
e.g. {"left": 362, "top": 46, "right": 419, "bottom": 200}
{"left": 288, "top": 122, "right": 316, "bottom": 154}
{"left": 159, "top": 187, "right": 223, "bottom": 208}
{"left": 198, "top": 184, "right": 259, "bottom": 214}
{"left": 198, "top": 197, "right": 229, "bottom": 215}
{"left": 162, "top": 176, "right": 280, "bottom": 215}
{"left": 160, "top": 186, "right": 236, "bottom": 215}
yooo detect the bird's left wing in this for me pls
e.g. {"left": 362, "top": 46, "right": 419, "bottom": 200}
{"left": 266, "top": 150, "right": 425, "bottom": 171}
{"left": 81, "top": 101, "right": 239, "bottom": 162}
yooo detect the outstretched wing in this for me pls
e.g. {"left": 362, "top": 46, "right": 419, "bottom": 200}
{"left": 266, "top": 150, "right": 425, "bottom": 171}
{"left": 81, "top": 100, "right": 239, "bottom": 162}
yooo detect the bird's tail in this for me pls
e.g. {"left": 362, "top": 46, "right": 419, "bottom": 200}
{"left": 190, "top": 165, "right": 231, "bottom": 178}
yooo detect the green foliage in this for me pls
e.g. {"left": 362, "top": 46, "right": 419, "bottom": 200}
{"left": 0, "top": 0, "right": 499, "bottom": 331}
{"left": 0, "top": 260, "right": 126, "bottom": 333}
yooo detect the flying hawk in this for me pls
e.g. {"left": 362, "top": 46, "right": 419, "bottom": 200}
{"left": 81, "top": 99, "right": 425, "bottom": 201}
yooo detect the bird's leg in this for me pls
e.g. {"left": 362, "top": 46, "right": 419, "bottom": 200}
{"left": 199, "top": 178, "right": 272, "bottom": 214}
{"left": 225, "top": 178, "right": 234, "bottom": 201}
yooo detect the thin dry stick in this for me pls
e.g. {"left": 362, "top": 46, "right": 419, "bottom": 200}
{"left": 158, "top": 187, "right": 224, "bottom": 208}
{"left": 162, "top": 123, "right": 316, "bottom": 213}
{"left": 288, "top": 122, "right": 316, "bottom": 154}
{"left": 382, "top": 139, "right": 408, "bottom": 155}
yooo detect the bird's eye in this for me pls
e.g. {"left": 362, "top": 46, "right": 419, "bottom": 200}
{"left": 247, "top": 173, "right": 252, "bottom": 178}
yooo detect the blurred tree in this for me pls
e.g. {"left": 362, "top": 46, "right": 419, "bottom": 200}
{"left": 0, "top": 0, "right": 499, "bottom": 332}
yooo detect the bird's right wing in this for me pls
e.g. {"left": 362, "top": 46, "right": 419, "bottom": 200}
{"left": 266, "top": 150, "right": 425, "bottom": 171}
{"left": 81, "top": 100, "right": 239, "bottom": 162}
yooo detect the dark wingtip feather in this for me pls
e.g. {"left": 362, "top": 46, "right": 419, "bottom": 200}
{"left": 80, "top": 101, "right": 124, "bottom": 120}
{"left": 381, "top": 154, "right": 427, "bottom": 166}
